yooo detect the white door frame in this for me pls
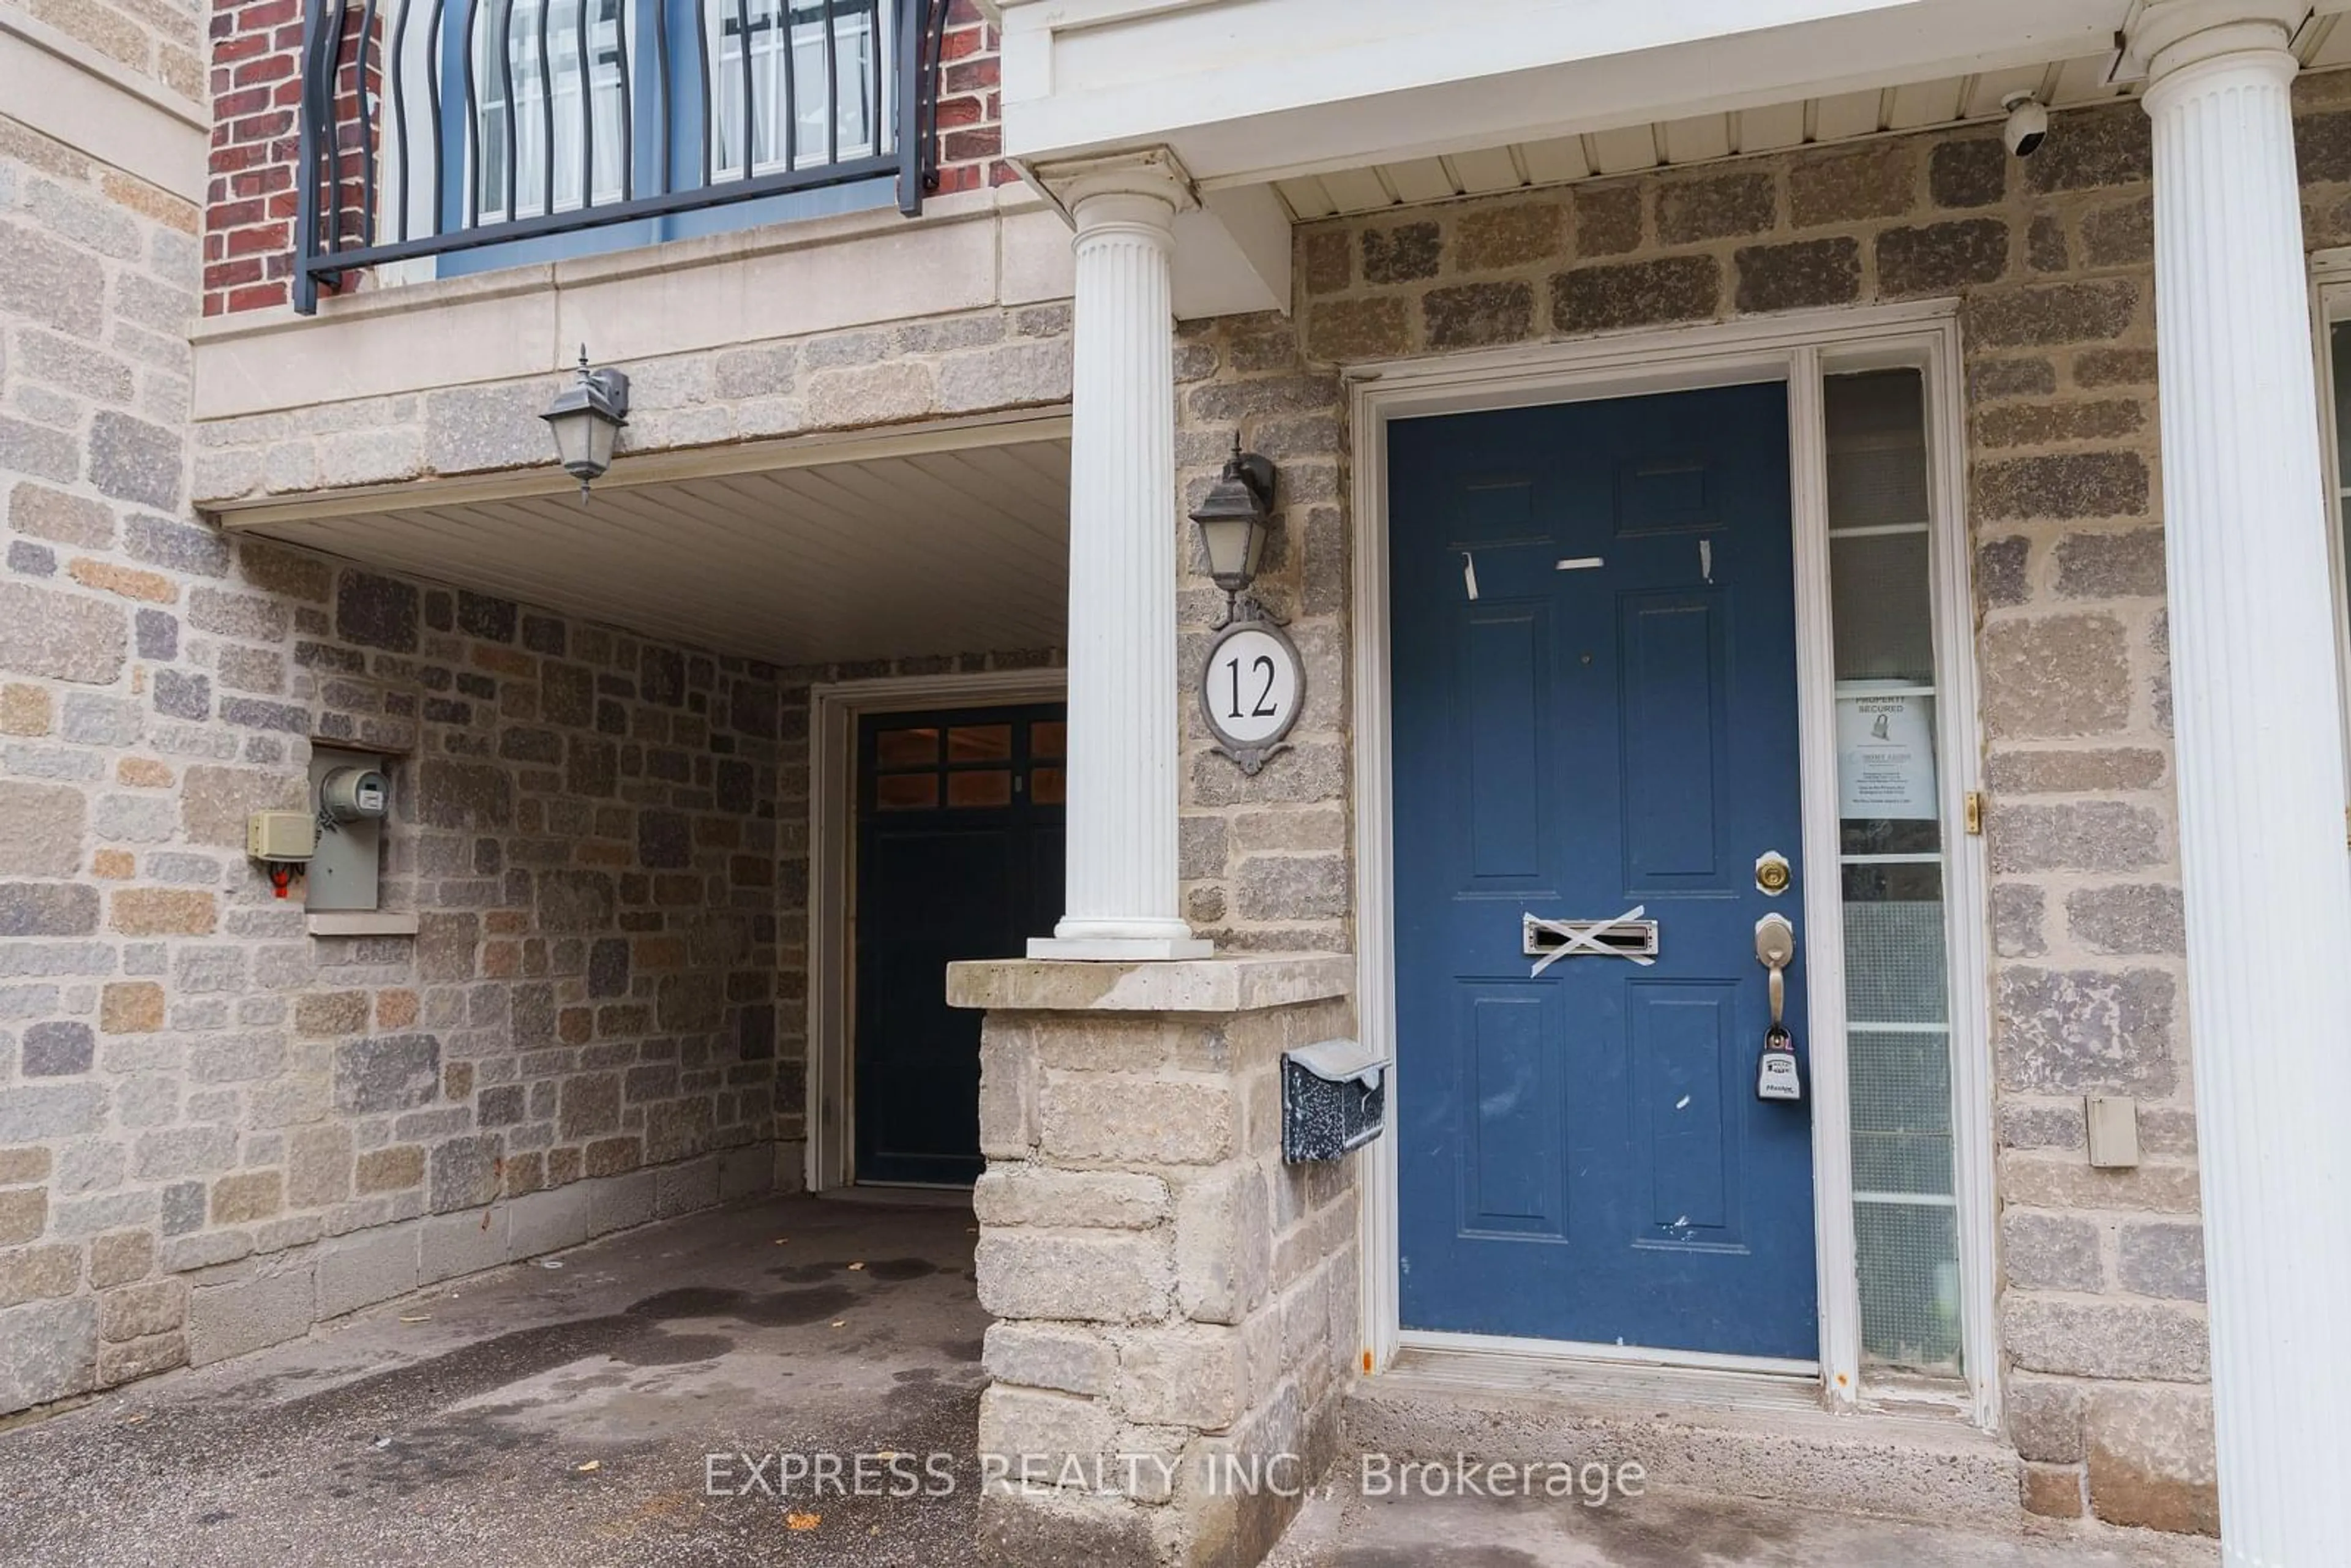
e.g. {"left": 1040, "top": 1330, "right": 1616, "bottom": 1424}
{"left": 1348, "top": 298, "right": 1997, "bottom": 1427}
{"left": 805, "top": 667, "right": 1068, "bottom": 1193}
{"left": 2303, "top": 249, "right": 2351, "bottom": 768}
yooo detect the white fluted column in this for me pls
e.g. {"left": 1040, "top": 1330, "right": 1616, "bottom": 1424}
{"left": 1030, "top": 154, "right": 1210, "bottom": 960}
{"left": 2137, "top": 5, "right": 2351, "bottom": 1562}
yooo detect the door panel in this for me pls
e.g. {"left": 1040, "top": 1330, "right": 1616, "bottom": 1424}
{"left": 1461, "top": 608, "right": 1548, "bottom": 882}
{"left": 1391, "top": 382, "right": 1818, "bottom": 1360}
{"left": 854, "top": 703, "right": 1063, "bottom": 1185}
{"left": 1619, "top": 591, "right": 1724, "bottom": 884}
{"left": 1631, "top": 982, "right": 1738, "bottom": 1236}
{"left": 1460, "top": 985, "right": 1564, "bottom": 1237}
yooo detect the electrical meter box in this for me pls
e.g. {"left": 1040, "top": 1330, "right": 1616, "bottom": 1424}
{"left": 306, "top": 746, "right": 391, "bottom": 910}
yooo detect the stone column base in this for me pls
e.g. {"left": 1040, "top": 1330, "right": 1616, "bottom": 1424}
{"left": 946, "top": 955, "right": 1359, "bottom": 1568}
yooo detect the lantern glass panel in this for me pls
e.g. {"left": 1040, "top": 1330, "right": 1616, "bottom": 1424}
{"left": 1199, "top": 514, "right": 1259, "bottom": 584}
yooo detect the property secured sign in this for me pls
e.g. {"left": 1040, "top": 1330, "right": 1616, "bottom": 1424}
{"left": 1835, "top": 685, "right": 1937, "bottom": 820}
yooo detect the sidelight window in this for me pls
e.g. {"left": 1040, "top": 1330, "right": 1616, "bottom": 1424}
{"left": 1826, "top": 368, "right": 1963, "bottom": 1376}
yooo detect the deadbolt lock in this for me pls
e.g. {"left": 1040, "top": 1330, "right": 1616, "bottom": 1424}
{"left": 1755, "top": 851, "right": 1791, "bottom": 896}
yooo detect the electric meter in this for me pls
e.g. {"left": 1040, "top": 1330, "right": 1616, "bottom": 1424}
{"left": 320, "top": 766, "right": 391, "bottom": 823}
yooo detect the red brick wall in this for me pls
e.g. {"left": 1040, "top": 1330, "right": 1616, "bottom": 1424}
{"left": 204, "top": 0, "right": 306, "bottom": 315}
{"left": 932, "top": 0, "right": 1014, "bottom": 197}
{"left": 201, "top": 0, "right": 1011, "bottom": 317}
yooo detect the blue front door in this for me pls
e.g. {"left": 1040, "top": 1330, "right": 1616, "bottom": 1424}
{"left": 1390, "top": 382, "right": 1818, "bottom": 1360}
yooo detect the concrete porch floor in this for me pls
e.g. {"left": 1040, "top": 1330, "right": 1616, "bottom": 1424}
{"left": 0, "top": 1195, "right": 991, "bottom": 1567}
{"left": 1264, "top": 1486, "right": 2219, "bottom": 1568}
{"left": 0, "top": 1191, "right": 2216, "bottom": 1568}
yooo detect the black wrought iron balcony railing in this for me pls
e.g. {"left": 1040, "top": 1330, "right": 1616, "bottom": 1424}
{"left": 292, "top": 0, "right": 950, "bottom": 311}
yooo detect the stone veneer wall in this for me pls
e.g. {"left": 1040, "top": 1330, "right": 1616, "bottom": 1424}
{"left": 1158, "top": 84, "right": 2351, "bottom": 1535}
{"left": 959, "top": 961, "right": 1357, "bottom": 1568}
{"left": 4, "top": 96, "right": 1072, "bottom": 1416}
{"left": 13, "top": 0, "right": 204, "bottom": 103}
{"left": 1171, "top": 320, "right": 1351, "bottom": 955}
{"left": 0, "top": 500, "right": 803, "bottom": 1409}
{"left": 189, "top": 299, "right": 1073, "bottom": 506}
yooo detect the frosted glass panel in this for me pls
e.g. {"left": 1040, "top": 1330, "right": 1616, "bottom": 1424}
{"left": 1824, "top": 368, "right": 1926, "bottom": 441}
{"left": 1854, "top": 1200, "right": 1963, "bottom": 1371}
{"left": 1824, "top": 370, "right": 1929, "bottom": 528}
{"left": 1831, "top": 533, "right": 1934, "bottom": 681}
{"left": 1842, "top": 898, "right": 1949, "bottom": 1026}
{"left": 1852, "top": 1130, "right": 1955, "bottom": 1197}
{"left": 1826, "top": 444, "right": 1929, "bottom": 530}
{"left": 1850, "top": 1029, "right": 1955, "bottom": 1185}
{"left": 1827, "top": 368, "right": 1963, "bottom": 1378}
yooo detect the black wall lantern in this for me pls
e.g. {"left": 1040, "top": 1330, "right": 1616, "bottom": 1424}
{"left": 542, "top": 347, "right": 631, "bottom": 500}
{"left": 1190, "top": 438, "right": 1278, "bottom": 608}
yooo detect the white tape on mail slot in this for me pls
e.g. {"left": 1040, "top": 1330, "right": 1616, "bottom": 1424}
{"left": 1524, "top": 907, "right": 1659, "bottom": 975}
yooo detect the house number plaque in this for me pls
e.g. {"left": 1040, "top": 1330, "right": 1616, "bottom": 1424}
{"left": 1200, "top": 607, "right": 1304, "bottom": 776}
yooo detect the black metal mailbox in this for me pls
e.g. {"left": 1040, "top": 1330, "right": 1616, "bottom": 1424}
{"left": 1281, "top": 1039, "right": 1390, "bottom": 1163}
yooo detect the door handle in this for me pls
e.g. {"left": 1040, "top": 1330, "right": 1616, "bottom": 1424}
{"left": 1755, "top": 913, "right": 1796, "bottom": 1027}
{"left": 1755, "top": 913, "right": 1802, "bottom": 1103}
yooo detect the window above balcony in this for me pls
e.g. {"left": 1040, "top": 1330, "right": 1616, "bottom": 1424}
{"left": 291, "top": 0, "right": 951, "bottom": 310}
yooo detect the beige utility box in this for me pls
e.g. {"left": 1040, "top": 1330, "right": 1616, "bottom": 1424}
{"left": 247, "top": 811, "right": 317, "bottom": 861}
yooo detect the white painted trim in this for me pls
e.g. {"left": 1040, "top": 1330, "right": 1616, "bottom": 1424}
{"left": 1344, "top": 298, "right": 1963, "bottom": 397}
{"left": 1348, "top": 300, "right": 1996, "bottom": 1426}
{"left": 1915, "top": 318, "right": 1999, "bottom": 1432}
{"left": 1400, "top": 1329, "right": 1818, "bottom": 1381}
{"left": 1351, "top": 394, "right": 1401, "bottom": 1378}
{"left": 2305, "top": 252, "right": 2351, "bottom": 776}
{"left": 805, "top": 667, "right": 1067, "bottom": 1193}
{"left": 1786, "top": 344, "right": 1864, "bottom": 1408}
{"left": 996, "top": 0, "right": 2129, "bottom": 187}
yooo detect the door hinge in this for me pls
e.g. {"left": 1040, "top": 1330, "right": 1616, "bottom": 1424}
{"left": 1963, "top": 791, "right": 1984, "bottom": 836}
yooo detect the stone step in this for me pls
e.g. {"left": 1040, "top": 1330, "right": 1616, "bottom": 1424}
{"left": 1344, "top": 1349, "right": 2022, "bottom": 1529}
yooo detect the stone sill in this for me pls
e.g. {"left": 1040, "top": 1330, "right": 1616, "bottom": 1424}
{"left": 186, "top": 180, "right": 1078, "bottom": 437}
{"left": 306, "top": 911, "right": 421, "bottom": 937}
{"left": 187, "top": 184, "right": 1047, "bottom": 350}
{"left": 945, "top": 953, "right": 1352, "bottom": 1014}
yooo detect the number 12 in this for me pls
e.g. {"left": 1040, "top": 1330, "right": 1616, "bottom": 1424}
{"left": 1227, "top": 655, "right": 1278, "bottom": 720}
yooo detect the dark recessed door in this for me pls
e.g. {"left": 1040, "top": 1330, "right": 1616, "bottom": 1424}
{"left": 854, "top": 704, "right": 1065, "bottom": 1185}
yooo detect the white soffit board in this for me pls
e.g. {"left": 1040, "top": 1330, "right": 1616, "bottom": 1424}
{"left": 2313, "top": 15, "right": 2351, "bottom": 67}
{"left": 1589, "top": 123, "right": 1663, "bottom": 176}
{"left": 1271, "top": 52, "right": 2143, "bottom": 220}
{"left": 242, "top": 440, "right": 1073, "bottom": 667}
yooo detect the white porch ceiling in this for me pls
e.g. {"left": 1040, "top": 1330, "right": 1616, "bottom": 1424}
{"left": 235, "top": 436, "right": 1072, "bottom": 669}
{"left": 1275, "top": 21, "right": 2351, "bottom": 220}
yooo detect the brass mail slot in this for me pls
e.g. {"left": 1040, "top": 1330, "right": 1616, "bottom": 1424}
{"left": 1522, "top": 913, "right": 1660, "bottom": 960}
